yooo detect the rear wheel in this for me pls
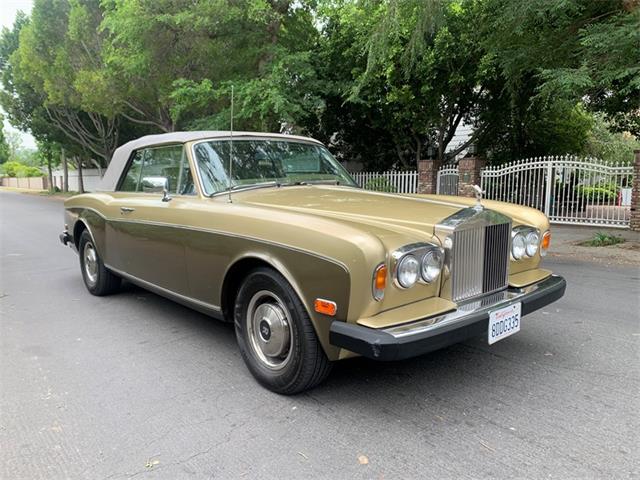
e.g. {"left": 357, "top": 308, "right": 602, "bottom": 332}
{"left": 79, "top": 230, "right": 121, "bottom": 296}
{"left": 234, "top": 267, "right": 332, "bottom": 394}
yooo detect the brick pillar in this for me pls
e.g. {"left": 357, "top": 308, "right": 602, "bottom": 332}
{"left": 458, "top": 155, "right": 486, "bottom": 197}
{"left": 417, "top": 159, "right": 437, "bottom": 194}
{"left": 631, "top": 149, "right": 640, "bottom": 231}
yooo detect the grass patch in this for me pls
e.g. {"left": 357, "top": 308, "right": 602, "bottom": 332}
{"left": 579, "top": 232, "right": 625, "bottom": 247}
{"left": 38, "top": 190, "right": 78, "bottom": 197}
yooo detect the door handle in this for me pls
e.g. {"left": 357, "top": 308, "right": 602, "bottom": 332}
{"left": 120, "top": 207, "right": 135, "bottom": 214}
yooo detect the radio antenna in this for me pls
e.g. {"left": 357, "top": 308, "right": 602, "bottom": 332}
{"left": 227, "top": 85, "right": 234, "bottom": 203}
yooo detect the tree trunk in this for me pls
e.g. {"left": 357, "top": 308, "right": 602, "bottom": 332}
{"left": 76, "top": 157, "right": 84, "bottom": 193}
{"left": 47, "top": 153, "right": 54, "bottom": 193}
{"left": 62, "top": 147, "right": 69, "bottom": 192}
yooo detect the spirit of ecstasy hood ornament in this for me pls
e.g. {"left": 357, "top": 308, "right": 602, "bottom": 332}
{"left": 472, "top": 185, "right": 484, "bottom": 210}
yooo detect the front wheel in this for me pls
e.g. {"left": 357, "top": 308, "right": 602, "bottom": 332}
{"left": 78, "top": 230, "right": 121, "bottom": 296}
{"left": 234, "top": 267, "right": 332, "bottom": 394}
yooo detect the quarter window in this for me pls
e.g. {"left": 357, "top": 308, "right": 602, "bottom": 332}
{"left": 117, "top": 145, "right": 196, "bottom": 195}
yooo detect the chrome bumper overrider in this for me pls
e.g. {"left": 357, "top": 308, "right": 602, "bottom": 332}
{"left": 329, "top": 274, "right": 566, "bottom": 361}
{"left": 59, "top": 230, "right": 71, "bottom": 246}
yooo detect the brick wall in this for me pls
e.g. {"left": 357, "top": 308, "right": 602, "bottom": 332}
{"left": 457, "top": 156, "right": 486, "bottom": 197}
{"left": 417, "top": 160, "right": 437, "bottom": 194}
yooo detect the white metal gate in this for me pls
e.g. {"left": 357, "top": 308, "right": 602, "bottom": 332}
{"left": 436, "top": 166, "right": 459, "bottom": 195}
{"left": 481, "top": 155, "right": 634, "bottom": 228}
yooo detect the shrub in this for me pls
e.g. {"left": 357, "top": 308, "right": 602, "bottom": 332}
{"left": 0, "top": 161, "right": 43, "bottom": 177}
{"left": 580, "top": 232, "right": 625, "bottom": 247}
{"left": 0, "top": 161, "right": 22, "bottom": 177}
{"left": 575, "top": 184, "right": 618, "bottom": 203}
{"left": 364, "top": 176, "right": 397, "bottom": 193}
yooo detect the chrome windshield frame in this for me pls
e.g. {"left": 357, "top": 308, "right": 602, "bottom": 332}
{"left": 190, "top": 136, "right": 358, "bottom": 197}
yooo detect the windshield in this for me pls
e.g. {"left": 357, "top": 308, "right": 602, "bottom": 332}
{"left": 192, "top": 138, "right": 357, "bottom": 195}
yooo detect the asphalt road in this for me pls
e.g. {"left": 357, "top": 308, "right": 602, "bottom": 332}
{"left": 1, "top": 190, "right": 639, "bottom": 480}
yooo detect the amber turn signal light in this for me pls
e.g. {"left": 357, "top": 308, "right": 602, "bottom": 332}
{"left": 541, "top": 230, "right": 551, "bottom": 256}
{"left": 372, "top": 263, "right": 387, "bottom": 301}
{"left": 314, "top": 298, "right": 337, "bottom": 316}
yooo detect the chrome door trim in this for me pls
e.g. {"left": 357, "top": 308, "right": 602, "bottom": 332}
{"left": 105, "top": 263, "right": 223, "bottom": 318}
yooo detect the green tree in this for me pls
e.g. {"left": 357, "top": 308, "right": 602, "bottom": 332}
{"left": 310, "top": 0, "right": 491, "bottom": 169}
{"left": 483, "top": 0, "right": 639, "bottom": 135}
{"left": 584, "top": 113, "right": 640, "bottom": 164}
{"left": 10, "top": 0, "right": 120, "bottom": 163}
{"left": 0, "top": 126, "right": 9, "bottom": 163}
{"left": 98, "top": 0, "right": 319, "bottom": 133}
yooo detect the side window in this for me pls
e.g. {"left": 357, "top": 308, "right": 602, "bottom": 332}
{"left": 118, "top": 145, "right": 196, "bottom": 195}
{"left": 118, "top": 150, "right": 145, "bottom": 192}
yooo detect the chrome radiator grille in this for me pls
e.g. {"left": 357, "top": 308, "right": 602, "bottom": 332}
{"left": 451, "top": 222, "right": 510, "bottom": 302}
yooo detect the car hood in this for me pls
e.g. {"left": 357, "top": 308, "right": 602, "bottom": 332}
{"left": 233, "top": 185, "right": 471, "bottom": 237}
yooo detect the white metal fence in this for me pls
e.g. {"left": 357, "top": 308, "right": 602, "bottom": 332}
{"left": 350, "top": 155, "right": 634, "bottom": 228}
{"left": 481, "top": 155, "right": 634, "bottom": 227}
{"left": 436, "top": 166, "right": 459, "bottom": 195}
{"left": 350, "top": 170, "right": 418, "bottom": 194}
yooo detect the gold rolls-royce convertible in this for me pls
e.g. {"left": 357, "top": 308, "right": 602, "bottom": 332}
{"left": 60, "top": 131, "right": 566, "bottom": 394}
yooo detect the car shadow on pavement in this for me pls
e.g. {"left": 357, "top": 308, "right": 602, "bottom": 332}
{"left": 116, "top": 280, "right": 551, "bottom": 414}
{"left": 110, "top": 279, "right": 594, "bottom": 460}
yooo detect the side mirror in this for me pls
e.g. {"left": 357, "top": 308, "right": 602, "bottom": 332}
{"left": 141, "top": 176, "right": 172, "bottom": 202}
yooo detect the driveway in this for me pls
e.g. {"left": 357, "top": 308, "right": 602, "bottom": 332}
{"left": 1, "top": 190, "right": 638, "bottom": 479}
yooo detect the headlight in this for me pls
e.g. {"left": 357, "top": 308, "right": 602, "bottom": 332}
{"left": 421, "top": 249, "right": 443, "bottom": 283}
{"left": 525, "top": 231, "right": 540, "bottom": 257}
{"left": 511, "top": 232, "right": 526, "bottom": 260}
{"left": 396, "top": 254, "right": 420, "bottom": 288}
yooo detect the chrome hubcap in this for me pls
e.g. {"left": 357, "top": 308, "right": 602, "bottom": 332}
{"left": 83, "top": 242, "right": 98, "bottom": 285}
{"left": 246, "top": 290, "right": 292, "bottom": 370}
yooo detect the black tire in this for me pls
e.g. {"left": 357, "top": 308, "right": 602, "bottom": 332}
{"left": 234, "top": 267, "right": 332, "bottom": 394}
{"left": 78, "top": 230, "right": 121, "bottom": 296}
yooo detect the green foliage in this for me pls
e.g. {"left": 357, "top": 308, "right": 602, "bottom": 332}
{"left": 0, "top": 0, "right": 637, "bottom": 172}
{"left": 345, "top": 0, "right": 487, "bottom": 166}
{"left": 479, "top": 100, "right": 594, "bottom": 164}
{"left": 0, "top": 127, "right": 10, "bottom": 164}
{"left": 575, "top": 184, "right": 619, "bottom": 203}
{"left": 364, "top": 177, "right": 397, "bottom": 193}
{"left": 0, "top": 160, "right": 43, "bottom": 177}
{"left": 483, "top": 0, "right": 639, "bottom": 135}
{"left": 580, "top": 232, "right": 625, "bottom": 247}
{"left": 584, "top": 114, "right": 640, "bottom": 165}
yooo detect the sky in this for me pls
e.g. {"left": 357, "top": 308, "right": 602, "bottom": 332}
{"left": 1, "top": 0, "right": 36, "bottom": 149}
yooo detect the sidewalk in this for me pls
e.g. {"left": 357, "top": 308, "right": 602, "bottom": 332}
{"left": 0, "top": 186, "right": 77, "bottom": 199}
{"left": 549, "top": 224, "right": 640, "bottom": 266}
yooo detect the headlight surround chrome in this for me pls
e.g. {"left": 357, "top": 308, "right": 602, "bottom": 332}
{"left": 392, "top": 243, "right": 444, "bottom": 289}
{"left": 511, "top": 233, "right": 526, "bottom": 260}
{"left": 512, "top": 226, "right": 541, "bottom": 260}
{"left": 396, "top": 254, "right": 420, "bottom": 288}
{"left": 525, "top": 231, "right": 540, "bottom": 257}
{"left": 421, "top": 248, "right": 444, "bottom": 283}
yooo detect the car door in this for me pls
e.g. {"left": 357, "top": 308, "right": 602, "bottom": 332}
{"left": 107, "top": 144, "right": 198, "bottom": 296}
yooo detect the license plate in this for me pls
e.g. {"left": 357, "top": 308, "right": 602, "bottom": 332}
{"left": 488, "top": 303, "right": 521, "bottom": 345}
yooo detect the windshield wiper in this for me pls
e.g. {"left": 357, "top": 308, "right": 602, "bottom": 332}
{"left": 208, "top": 181, "right": 279, "bottom": 197}
{"left": 280, "top": 179, "right": 341, "bottom": 187}
{"left": 230, "top": 181, "right": 279, "bottom": 191}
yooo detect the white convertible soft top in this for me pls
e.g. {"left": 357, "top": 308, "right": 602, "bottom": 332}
{"left": 98, "top": 130, "right": 323, "bottom": 192}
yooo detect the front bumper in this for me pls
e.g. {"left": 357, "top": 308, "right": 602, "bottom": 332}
{"left": 329, "top": 274, "right": 566, "bottom": 361}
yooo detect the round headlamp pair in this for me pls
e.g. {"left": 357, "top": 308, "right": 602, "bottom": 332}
{"left": 396, "top": 247, "right": 444, "bottom": 288}
{"left": 511, "top": 228, "right": 540, "bottom": 260}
